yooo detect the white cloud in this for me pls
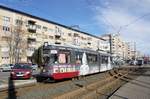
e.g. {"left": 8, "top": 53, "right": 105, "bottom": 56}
{"left": 92, "top": 0, "right": 150, "bottom": 54}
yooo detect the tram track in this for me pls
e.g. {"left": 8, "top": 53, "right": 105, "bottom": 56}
{"left": 54, "top": 67, "right": 146, "bottom": 99}
{"left": 0, "top": 67, "right": 147, "bottom": 99}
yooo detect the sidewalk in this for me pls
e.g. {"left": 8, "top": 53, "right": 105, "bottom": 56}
{"left": 110, "top": 70, "right": 150, "bottom": 99}
{"left": 0, "top": 79, "right": 36, "bottom": 91}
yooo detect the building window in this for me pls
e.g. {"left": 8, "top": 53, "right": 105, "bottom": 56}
{"left": 87, "top": 42, "right": 91, "bottom": 45}
{"left": 43, "top": 26, "right": 48, "bottom": 31}
{"left": 3, "top": 26, "right": 10, "bottom": 31}
{"left": 55, "top": 26, "right": 62, "bottom": 35}
{"left": 49, "top": 28, "right": 54, "bottom": 33}
{"left": 74, "top": 33, "right": 79, "bottom": 37}
{"left": 27, "top": 38, "right": 36, "bottom": 44}
{"left": 2, "top": 57, "right": 9, "bottom": 59}
{"left": 28, "top": 47, "right": 35, "bottom": 51}
{"left": 87, "top": 37, "right": 92, "bottom": 41}
{"left": 68, "top": 33, "right": 72, "bottom": 36}
{"left": 49, "top": 36, "right": 53, "bottom": 39}
{"left": 16, "top": 19, "right": 23, "bottom": 25}
{"left": 3, "top": 16, "right": 10, "bottom": 22}
{"left": 36, "top": 25, "right": 41, "bottom": 29}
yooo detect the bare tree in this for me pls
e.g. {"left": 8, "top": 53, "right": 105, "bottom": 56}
{"left": 6, "top": 18, "right": 26, "bottom": 64}
{"left": 6, "top": 29, "right": 14, "bottom": 64}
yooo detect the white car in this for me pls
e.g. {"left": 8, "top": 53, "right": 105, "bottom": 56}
{"left": 0, "top": 64, "right": 12, "bottom": 72}
{"left": 31, "top": 64, "right": 38, "bottom": 70}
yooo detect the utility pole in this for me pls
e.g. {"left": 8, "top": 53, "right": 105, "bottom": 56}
{"left": 109, "top": 34, "right": 112, "bottom": 61}
{"left": 134, "top": 42, "right": 136, "bottom": 60}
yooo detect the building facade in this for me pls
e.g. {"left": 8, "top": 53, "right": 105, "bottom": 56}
{"left": 102, "top": 34, "right": 132, "bottom": 61}
{"left": 0, "top": 5, "right": 109, "bottom": 65}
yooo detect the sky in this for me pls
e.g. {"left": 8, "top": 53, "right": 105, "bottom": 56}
{"left": 0, "top": 0, "right": 150, "bottom": 55}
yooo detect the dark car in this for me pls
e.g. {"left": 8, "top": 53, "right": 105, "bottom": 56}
{"left": 10, "top": 64, "right": 32, "bottom": 79}
{"left": 137, "top": 60, "right": 144, "bottom": 66}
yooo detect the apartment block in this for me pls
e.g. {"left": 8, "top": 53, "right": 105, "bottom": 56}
{"left": 0, "top": 5, "right": 109, "bottom": 65}
{"left": 102, "top": 34, "right": 132, "bottom": 60}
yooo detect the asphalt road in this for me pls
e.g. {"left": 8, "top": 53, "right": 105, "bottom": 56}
{"left": 0, "top": 72, "right": 10, "bottom": 83}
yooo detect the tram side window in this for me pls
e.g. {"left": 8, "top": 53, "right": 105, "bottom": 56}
{"left": 75, "top": 52, "right": 82, "bottom": 64}
{"left": 58, "top": 52, "right": 71, "bottom": 64}
{"left": 101, "top": 56, "right": 108, "bottom": 64}
{"left": 87, "top": 54, "right": 98, "bottom": 65}
{"left": 49, "top": 52, "right": 71, "bottom": 64}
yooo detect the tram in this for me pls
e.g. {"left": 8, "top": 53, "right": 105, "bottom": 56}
{"left": 36, "top": 43, "right": 112, "bottom": 81}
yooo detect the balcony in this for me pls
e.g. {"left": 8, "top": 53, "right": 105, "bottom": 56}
{"left": 28, "top": 33, "right": 37, "bottom": 39}
{"left": 55, "top": 33, "right": 61, "bottom": 39}
{"left": 27, "top": 38, "right": 36, "bottom": 47}
{"left": 28, "top": 42, "right": 36, "bottom": 47}
{"left": 55, "top": 39, "right": 61, "bottom": 45}
{"left": 28, "top": 28, "right": 36, "bottom": 33}
{"left": 28, "top": 20, "right": 36, "bottom": 33}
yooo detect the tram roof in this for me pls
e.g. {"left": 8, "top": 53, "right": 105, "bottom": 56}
{"left": 43, "top": 44, "right": 110, "bottom": 56}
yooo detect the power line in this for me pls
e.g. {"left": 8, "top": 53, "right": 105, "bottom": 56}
{"left": 101, "top": 14, "right": 117, "bottom": 32}
{"left": 117, "top": 12, "right": 150, "bottom": 34}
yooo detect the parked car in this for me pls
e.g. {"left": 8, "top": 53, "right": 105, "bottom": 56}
{"left": 10, "top": 64, "right": 33, "bottom": 79}
{"left": 31, "top": 64, "right": 38, "bottom": 70}
{"left": 137, "top": 59, "right": 144, "bottom": 66}
{"left": 129, "top": 60, "right": 138, "bottom": 65}
{"left": 18, "top": 63, "right": 37, "bottom": 70}
{"left": 9, "top": 64, "right": 14, "bottom": 68}
{"left": 0, "top": 64, "right": 12, "bottom": 72}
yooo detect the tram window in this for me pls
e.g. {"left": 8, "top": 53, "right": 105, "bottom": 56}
{"left": 49, "top": 51, "right": 71, "bottom": 64}
{"left": 58, "top": 52, "right": 71, "bottom": 64}
{"left": 101, "top": 56, "right": 108, "bottom": 64}
{"left": 49, "top": 54, "right": 58, "bottom": 64}
{"left": 75, "top": 52, "right": 82, "bottom": 64}
{"left": 87, "top": 54, "right": 98, "bottom": 65}
{"left": 59, "top": 54, "right": 66, "bottom": 63}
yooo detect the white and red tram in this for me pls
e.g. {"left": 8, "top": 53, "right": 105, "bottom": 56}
{"left": 36, "top": 44, "right": 112, "bottom": 81}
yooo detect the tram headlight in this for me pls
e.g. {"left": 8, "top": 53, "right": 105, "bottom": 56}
{"left": 53, "top": 68, "right": 59, "bottom": 73}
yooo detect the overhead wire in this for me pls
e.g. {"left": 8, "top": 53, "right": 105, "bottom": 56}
{"left": 121, "top": 12, "right": 150, "bottom": 29}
